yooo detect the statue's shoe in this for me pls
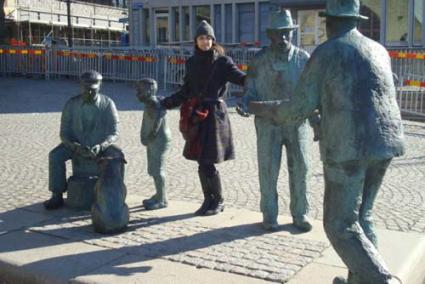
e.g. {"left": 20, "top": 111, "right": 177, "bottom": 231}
{"left": 142, "top": 195, "right": 159, "bottom": 207}
{"left": 43, "top": 195, "right": 64, "bottom": 210}
{"left": 262, "top": 222, "right": 279, "bottom": 232}
{"left": 293, "top": 215, "right": 313, "bottom": 232}
{"left": 333, "top": 276, "right": 347, "bottom": 284}
{"left": 144, "top": 200, "right": 168, "bottom": 210}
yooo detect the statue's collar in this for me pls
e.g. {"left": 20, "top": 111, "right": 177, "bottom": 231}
{"left": 270, "top": 45, "right": 294, "bottom": 61}
{"left": 287, "top": 45, "right": 295, "bottom": 61}
{"left": 328, "top": 27, "right": 358, "bottom": 40}
{"left": 81, "top": 94, "right": 101, "bottom": 106}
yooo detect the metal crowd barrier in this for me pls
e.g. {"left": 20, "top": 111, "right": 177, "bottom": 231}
{"left": 0, "top": 46, "right": 160, "bottom": 82}
{"left": 1, "top": 45, "right": 425, "bottom": 116}
{"left": 389, "top": 49, "right": 425, "bottom": 117}
{"left": 0, "top": 46, "right": 46, "bottom": 76}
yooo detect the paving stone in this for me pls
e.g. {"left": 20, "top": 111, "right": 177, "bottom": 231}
{"left": 1, "top": 78, "right": 425, "bottom": 282}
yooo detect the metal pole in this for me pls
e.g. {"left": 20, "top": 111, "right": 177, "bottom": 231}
{"left": 67, "top": 0, "right": 73, "bottom": 47}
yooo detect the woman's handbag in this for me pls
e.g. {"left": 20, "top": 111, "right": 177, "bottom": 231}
{"left": 179, "top": 97, "right": 209, "bottom": 141}
{"left": 179, "top": 61, "right": 217, "bottom": 141}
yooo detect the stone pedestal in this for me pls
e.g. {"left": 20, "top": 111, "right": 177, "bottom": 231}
{"left": 66, "top": 176, "right": 98, "bottom": 210}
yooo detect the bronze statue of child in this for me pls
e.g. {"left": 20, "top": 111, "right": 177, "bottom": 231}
{"left": 136, "top": 78, "right": 171, "bottom": 210}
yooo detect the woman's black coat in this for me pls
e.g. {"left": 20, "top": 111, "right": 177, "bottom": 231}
{"left": 162, "top": 49, "right": 245, "bottom": 164}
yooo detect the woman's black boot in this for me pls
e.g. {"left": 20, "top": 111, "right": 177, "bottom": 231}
{"left": 194, "top": 170, "right": 213, "bottom": 215}
{"left": 205, "top": 171, "right": 224, "bottom": 215}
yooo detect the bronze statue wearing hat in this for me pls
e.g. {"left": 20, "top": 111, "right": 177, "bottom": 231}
{"left": 44, "top": 70, "right": 126, "bottom": 212}
{"left": 248, "top": 0, "right": 404, "bottom": 283}
{"left": 238, "top": 9, "right": 318, "bottom": 232}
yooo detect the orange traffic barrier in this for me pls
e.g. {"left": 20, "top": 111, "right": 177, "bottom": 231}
{"left": 389, "top": 51, "right": 425, "bottom": 60}
{"left": 404, "top": 79, "right": 425, "bottom": 87}
{"left": 237, "top": 64, "right": 249, "bottom": 71}
{"left": 168, "top": 57, "right": 186, "bottom": 64}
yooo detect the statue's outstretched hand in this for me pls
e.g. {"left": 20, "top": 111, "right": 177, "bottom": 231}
{"left": 90, "top": 144, "right": 102, "bottom": 157}
{"left": 236, "top": 103, "right": 250, "bottom": 117}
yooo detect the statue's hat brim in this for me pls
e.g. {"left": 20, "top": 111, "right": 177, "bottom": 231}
{"left": 266, "top": 25, "right": 299, "bottom": 32}
{"left": 318, "top": 11, "right": 369, "bottom": 20}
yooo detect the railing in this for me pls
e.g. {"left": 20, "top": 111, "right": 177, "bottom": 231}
{"left": 389, "top": 49, "right": 425, "bottom": 117}
{"left": 1, "top": 45, "right": 425, "bottom": 116}
{"left": 0, "top": 45, "right": 257, "bottom": 98}
{"left": 0, "top": 46, "right": 160, "bottom": 83}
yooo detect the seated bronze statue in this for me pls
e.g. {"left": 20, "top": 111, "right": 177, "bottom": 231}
{"left": 44, "top": 70, "right": 127, "bottom": 217}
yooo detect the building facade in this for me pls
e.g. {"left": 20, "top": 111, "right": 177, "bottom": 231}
{"left": 128, "top": 0, "right": 273, "bottom": 47}
{"left": 3, "top": 0, "right": 127, "bottom": 46}
{"left": 128, "top": 0, "right": 425, "bottom": 50}
{"left": 273, "top": 0, "right": 425, "bottom": 49}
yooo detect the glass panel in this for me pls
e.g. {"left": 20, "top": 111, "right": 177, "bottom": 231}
{"left": 318, "top": 14, "right": 327, "bottom": 44}
{"left": 214, "top": 5, "right": 222, "bottom": 42}
{"left": 259, "top": 2, "right": 270, "bottom": 46}
{"left": 183, "top": 6, "right": 190, "bottom": 41}
{"left": 414, "top": 0, "right": 423, "bottom": 44}
{"left": 237, "top": 3, "right": 255, "bottom": 43}
{"left": 358, "top": 0, "right": 381, "bottom": 42}
{"left": 143, "top": 8, "right": 150, "bottom": 45}
{"left": 172, "top": 7, "right": 180, "bottom": 42}
{"left": 156, "top": 15, "right": 168, "bottom": 44}
{"left": 225, "top": 4, "right": 232, "bottom": 43}
{"left": 194, "top": 5, "right": 211, "bottom": 28}
{"left": 386, "top": 0, "right": 408, "bottom": 43}
{"left": 299, "top": 10, "right": 316, "bottom": 46}
{"left": 298, "top": 10, "right": 326, "bottom": 48}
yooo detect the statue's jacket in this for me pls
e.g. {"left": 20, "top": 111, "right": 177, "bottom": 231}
{"left": 162, "top": 48, "right": 245, "bottom": 164}
{"left": 60, "top": 94, "right": 119, "bottom": 149}
{"left": 277, "top": 29, "right": 405, "bottom": 163}
{"left": 244, "top": 45, "right": 313, "bottom": 139}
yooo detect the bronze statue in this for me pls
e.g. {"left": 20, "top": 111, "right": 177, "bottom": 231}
{"left": 238, "top": 9, "right": 317, "bottom": 232}
{"left": 136, "top": 78, "right": 171, "bottom": 210}
{"left": 248, "top": 0, "right": 405, "bottom": 283}
{"left": 44, "top": 70, "right": 124, "bottom": 211}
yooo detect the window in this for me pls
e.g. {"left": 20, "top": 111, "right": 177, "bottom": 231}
{"left": 194, "top": 5, "right": 211, "bottom": 28}
{"left": 237, "top": 3, "right": 255, "bottom": 43}
{"left": 172, "top": 7, "right": 180, "bottom": 42}
{"left": 298, "top": 10, "right": 326, "bottom": 48}
{"left": 183, "top": 6, "right": 190, "bottom": 41}
{"left": 386, "top": 0, "right": 408, "bottom": 43}
{"left": 225, "top": 4, "right": 232, "bottom": 43}
{"left": 214, "top": 5, "right": 222, "bottom": 42}
{"left": 414, "top": 0, "right": 423, "bottom": 45}
{"left": 359, "top": 0, "right": 381, "bottom": 42}
{"left": 143, "top": 9, "right": 150, "bottom": 45}
{"left": 259, "top": 2, "right": 270, "bottom": 46}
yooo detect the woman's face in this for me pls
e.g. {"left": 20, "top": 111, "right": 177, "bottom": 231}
{"left": 196, "top": 35, "right": 213, "bottom": 51}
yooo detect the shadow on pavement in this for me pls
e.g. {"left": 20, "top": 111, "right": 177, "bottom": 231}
{"left": 0, "top": 200, "right": 305, "bottom": 280}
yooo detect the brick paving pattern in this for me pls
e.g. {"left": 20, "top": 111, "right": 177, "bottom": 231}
{"left": 1, "top": 77, "right": 425, "bottom": 282}
{"left": 1, "top": 78, "right": 424, "bottom": 233}
{"left": 30, "top": 207, "right": 328, "bottom": 283}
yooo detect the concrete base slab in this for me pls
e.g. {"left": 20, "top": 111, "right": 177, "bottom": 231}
{"left": 0, "top": 207, "right": 53, "bottom": 235}
{"left": 73, "top": 255, "right": 271, "bottom": 284}
{"left": 285, "top": 227, "right": 425, "bottom": 284}
{"left": 0, "top": 230, "right": 126, "bottom": 284}
{"left": 0, "top": 197, "right": 424, "bottom": 284}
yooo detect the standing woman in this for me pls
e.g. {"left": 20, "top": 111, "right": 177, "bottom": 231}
{"left": 160, "top": 21, "right": 246, "bottom": 216}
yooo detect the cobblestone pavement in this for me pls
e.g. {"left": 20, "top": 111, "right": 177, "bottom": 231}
{"left": 1, "top": 78, "right": 425, "bottom": 234}
{"left": 29, "top": 206, "right": 328, "bottom": 282}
